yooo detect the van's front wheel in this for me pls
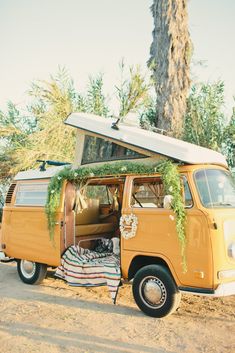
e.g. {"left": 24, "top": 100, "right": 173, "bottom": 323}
{"left": 17, "top": 260, "right": 47, "bottom": 285}
{"left": 132, "top": 264, "right": 181, "bottom": 318}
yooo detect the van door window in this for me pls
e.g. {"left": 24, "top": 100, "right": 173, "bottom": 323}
{"left": 15, "top": 183, "right": 48, "bottom": 206}
{"left": 131, "top": 179, "right": 164, "bottom": 208}
{"left": 131, "top": 177, "right": 193, "bottom": 209}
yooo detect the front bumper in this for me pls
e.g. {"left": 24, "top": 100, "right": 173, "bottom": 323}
{"left": 214, "top": 281, "right": 235, "bottom": 297}
{"left": 179, "top": 281, "right": 235, "bottom": 297}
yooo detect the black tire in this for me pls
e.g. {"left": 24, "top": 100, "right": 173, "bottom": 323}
{"left": 132, "top": 264, "right": 181, "bottom": 318}
{"left": 17, "top": 259, "right": 47, "bottom": 285}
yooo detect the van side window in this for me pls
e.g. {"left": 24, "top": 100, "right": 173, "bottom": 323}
{"left": 15, "top": 183, "right": 48, "bottom": 206}
{"left": 182, "top": 176, "right": 193, "bottom": 208}
{"left": 131, "top": 179, "right": 164, "bottom": 208}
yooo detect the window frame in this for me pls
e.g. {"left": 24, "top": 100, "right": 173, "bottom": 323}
{"left": 15, "top": 182, "right": 49, "bottom": 207}
{"left": 181, "top": 175, "right": 194, "bottom": 209}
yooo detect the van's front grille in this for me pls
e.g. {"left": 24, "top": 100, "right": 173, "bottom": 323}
{"left": 5, "top": 183, "right": 16, "bottom": 204}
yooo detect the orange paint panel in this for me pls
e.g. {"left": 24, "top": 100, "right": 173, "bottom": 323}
{"left": 3, "top": 208, "right": 61, "bottom": 267}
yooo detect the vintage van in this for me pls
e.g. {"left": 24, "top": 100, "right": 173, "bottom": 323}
{"left": 1, "top": 112, "right": 235, "bottom": 318}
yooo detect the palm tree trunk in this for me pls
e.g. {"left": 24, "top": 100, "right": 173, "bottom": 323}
{"left": 149, "top": 0, "right": 191, "bottom": 137}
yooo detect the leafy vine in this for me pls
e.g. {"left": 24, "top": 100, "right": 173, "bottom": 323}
{"left": 45, "top": 159, "right": 187, "bottom": 271}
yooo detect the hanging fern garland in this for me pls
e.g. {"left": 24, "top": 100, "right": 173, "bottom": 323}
{"left": 45, "top": 159, "right": 187, "bottom": 270}
{"left": 158, "top": 161, "right": 187, "bottom": 272}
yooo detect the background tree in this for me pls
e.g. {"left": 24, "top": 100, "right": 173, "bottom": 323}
{"left": 0, "top": 102, "right": 36, "bottom": 182}
{"left": 149, "top": 0, "right": 191, "bottom": 136}
{"left": 2, "top": 69, "right": 110, "bottom": 177}
{"left": 115, "top": 61, "right": 151, "bottom": 118}
{"left": 183, "top": 81, "right": 225, "bottom": 150}
{"left": 0, "top": 103, "right": 36, "bottom": 220}
{"left": 223, "top": 107, "right": 235, "bottom": 168}
{"left": 0, "top": 64, "right": 152, "bottom": 185}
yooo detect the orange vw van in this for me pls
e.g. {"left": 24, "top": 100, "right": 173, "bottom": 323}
{"left": 1, "top": 112, "right": 235, "bottom": 318}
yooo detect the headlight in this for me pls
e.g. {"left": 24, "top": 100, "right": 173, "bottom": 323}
{"left": 228, "top": 242, "right": 235, "bottom": 259}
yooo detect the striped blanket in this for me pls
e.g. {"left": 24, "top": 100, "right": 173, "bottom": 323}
{"left": 55, "top": 244, "right": 121, "bottom": 303}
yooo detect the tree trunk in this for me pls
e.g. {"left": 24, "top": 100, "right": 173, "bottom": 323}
{"left": 149, "top": 0, "right": 191, "bottom": 137}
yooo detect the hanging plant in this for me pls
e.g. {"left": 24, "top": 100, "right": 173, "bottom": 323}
{"left": 45, "top": 159, "right": 187, "bottom": 271}
{"left": 158, "top": 161, "right": 187, "bottom": 272}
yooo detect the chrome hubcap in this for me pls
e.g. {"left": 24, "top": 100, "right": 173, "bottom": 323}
{"left": 20, "top": 260, "right": 36, "bottom": 279}
{"left": 140, "top": 276, "right": 167, "bottom": 308}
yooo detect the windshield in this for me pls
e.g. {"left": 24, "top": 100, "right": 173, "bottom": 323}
{"left": 194, "top": 169, "right": 235, "bottom": 208}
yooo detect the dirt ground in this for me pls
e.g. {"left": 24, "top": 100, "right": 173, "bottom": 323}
{"left": 0, "top": 262, "right": 234, "bottom": 353}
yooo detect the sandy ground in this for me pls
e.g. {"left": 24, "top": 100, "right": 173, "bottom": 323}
{"left": 0, "top": 262, "right": 234, "bottom": 353}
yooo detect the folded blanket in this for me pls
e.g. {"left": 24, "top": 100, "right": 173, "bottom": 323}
{"left": 55, "top": 244, "right": 121, "bottom": 304}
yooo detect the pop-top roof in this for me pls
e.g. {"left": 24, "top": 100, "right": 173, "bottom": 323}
{"left": 65, "top": 112, "right": 228, "bottom": 168}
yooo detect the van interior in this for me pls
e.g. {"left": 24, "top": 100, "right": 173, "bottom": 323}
{"left": 65, "top": 177, "right": 125, "bottom": 253}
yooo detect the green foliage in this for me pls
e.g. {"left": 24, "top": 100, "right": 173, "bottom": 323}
{"left": 139, "top": 97, "right": 156, "bottom": 129}
{"left": 223, "top": 108, "right": 235, "bottom": 168}
{"left": 19, "top": 69, "right": 76, "bottom": 171}
{"left": 182, "top": 82, "right": 235, "bottom": 167}
{"left": 86, "top": 75, "right": 109, "bottom": 117}
{"left": 116, "top": 60, "right": 152, "bottom": 117}
{"left": 0, "top": 68, "right": 110, "bottom": 181}
{"left": 45, "top": 160, "right": 187, "bottom": 271}
{"left": 0, "top": 102, "right": 36, "bottom": 181}
{"left": 183, "top": 81, "right": 225, "bottom": 150}
{"left": 158, "top": 162, "right": 187, "bottom": 271}
{"left": 0, "top": 102, "right": 31, "bottom": 209}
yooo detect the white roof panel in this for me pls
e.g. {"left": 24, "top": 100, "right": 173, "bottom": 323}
{"left": 14, "top": 166, "right": 65, "bottom": 181}
{"left": 65, "top": 112, "right": 228, "bottom": 168}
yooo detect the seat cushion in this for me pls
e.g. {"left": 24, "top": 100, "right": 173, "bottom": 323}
{"left": 75, "top": 222, "right": 114, "bottom": 237}
{"left": 75, "top": 199, "right": 100, "bottom": 225}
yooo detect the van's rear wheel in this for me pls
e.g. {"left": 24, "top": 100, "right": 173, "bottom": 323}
{"left": 17, "top": 260, "right": 47, "bottom": 284}
{"left": 132, "top": 264, "right": 181, "bottom": 318}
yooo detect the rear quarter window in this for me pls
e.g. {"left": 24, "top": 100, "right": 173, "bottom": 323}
{"left": 15, "top": 183, "right": 48, "bottom": 206}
